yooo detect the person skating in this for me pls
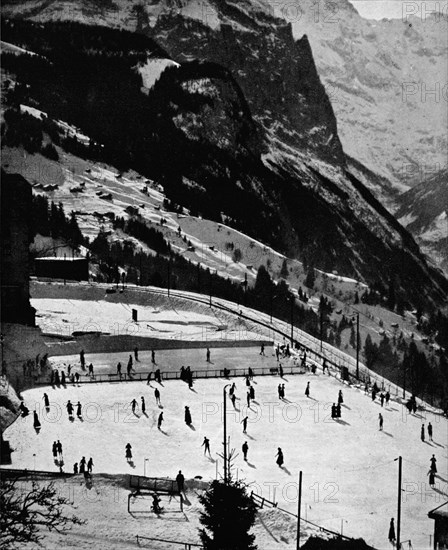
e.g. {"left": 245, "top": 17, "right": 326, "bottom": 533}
{"left": 134, "top": 346, "right": 139, "bottom": 361}
{"left": 276, "top": 447, "right": 284, "bottom": 467}
{"left": 52, "top": 441, "right": 58, "bottom": 460}
{"left": 338, "top": 390, "right": 343, "bottom": 405}
{"left": 248, "top": 367, "right": 254, "bottom": 380}
{"left": 176, "top": 470, "right": 185, "bottom": 495}
{"left": 421, "top": 424, "right": 425, "bottom": 442}
{"left": 430, "top": 454, "right": 437, "bottom": 474}
{"left": 117, "top": 362, "right": 122, "bottom": 377}
{"left": 281, "top": 384, "right": 286, "bottom": 400}
{"left": 378, "top": 413, "right": 383, "bottom": 431}
{"left": 305, "top": 382, "right": 310, "bottom": 398}
{"left": 202, "top": 437, "right": 211, "bottom": 457}
{"left": 242, "top": 441, "right": 248, "bottom": 461}
{"left": 260, "top": 344, "right": 265, "bottom": 356}
{"left": 336, "top": 403, "right": 341, "bottom": 418}
{"left": 249, "top": 386, "right": 255, "bottom": 400}
{"left": 73, "top": 462, "right": 78, "bottom": 475}
{"left": 88, "top": 363, "right": 94, "bottom": 377}
{"left": 157, "top": 412, "right": 164, "bottom": 430}
{"left": 141, "top": 396, "right": 146, "bottom": 415}
{"left": 278, "top": 384, "right": 282, "bottom": 400}
{"left": 125, "top": 443, "right": 132, "bottom": 462}
{"left": 246, "top": 391, "right": 251, "bottom": 408}
{"left": 80, "top": 349, "right": 85, "bottom": 370}
{"left": 184, "top": 406, "right": 192, "bottom": 426}
{"left": 79, "top": 456, "right": 86, "bottom": 473}
{"left": 241, "top": 416, "right": 248, "bottom": 434}
{"left": 54, "top": 370, "right": 60, "bottom": 385}
{"left": 87, "top": 457, "right": 94, "bottom": 473}
{"left": 75, "top": 372, "right": 80, "bottom": 383}
{"left": 57, "top": 440, "right": 63, "bottom": 459}
{"left": 61, "top": 371, "right": 66, "bottom": 385}
{"left": 229, "top": 383, "right": 236, "bottom": 397}
{"left": 388, "top": 518, "right": 396, "bottom": 543}
{"left": 428, "top": 470, "right": 436, "bottom": 488}
{"left": 331, "top": 403, "right": 336, "bottom": 419}
{"left": 66, "top": 400, "right": 74, "bottom": 418}
{"left": 155, "top": 388, "right": 161, "bottom": 406}
{"left": 385, "top": 391, "right": 390, "bottom": 406}
{"left": 155, "top": 369, "right": 162, "bottom": 384}
{"left": 380, "top": 393, "right": 385, "bottom": 407}
{"left": 131, "top": 398, "right": 138, "bottom": 414}
{"left": 152, "top": 493, "right": 162, "bottom": 514}
{"left": 428, "top": 422, "right": 433, "bottom": 442}
{"left": 19, "top": 402, "right": 29, "bottom": 417}
{"left": 231, "top": 393, "right": 237, "bottom": 409}
{"left": 279, "top": 363, "right": 284, "bottom": 378}
{"left": 206, "top": 348, "right": 210, "bottom": 363}
{"left": 75, "top": 401, "right": 82, "bottom": 419}
{"left": 151, "top": 349, "right": 156, "bottom": 364}
{"left": 42, "top": 393, "right": 50, "bottom": 411}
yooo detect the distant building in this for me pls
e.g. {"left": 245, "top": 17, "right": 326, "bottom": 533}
{"left": 35, "top": 257, "right": 89, "bottom": 281}
{"left": 1, "top": 172, "right": 35, "bottom": 326}
{"left": 428, "top": 501, "right": 448, "bottom": 549}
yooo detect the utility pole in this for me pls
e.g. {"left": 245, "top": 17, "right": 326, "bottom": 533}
{"left": 319, "top": 307, "right": 323, "bottom": 352}
{"left": 296, "top": 470, "right": 302, "bottom": 550}
{"left": 396, "top": 455, "right": 402, "bottom": 549}
{"left": 209, "top": 270, "right": 212, "bottom": 307}
{"left": 355, "top": 312, "right": 360, "bottom": 379}
{"left": 167, "top": 254, "right": 171, "bottom": 297}
{"left": 290, "top": 295, "right": 294, "bottom": 346}
{"left": 223, "top": 384, "right": 230, "bottom": 484}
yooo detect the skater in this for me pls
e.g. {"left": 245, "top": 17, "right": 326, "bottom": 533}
{"left": 380, "top": 393, "right": 385, "bottom": 407}
{"left": 131, "top": 398, "right": 138, "bottom": 414}
{"left": 19, "top": 402, "right": 29, "bottom": 417}
{"left": 127, "top": 361, "right": 133, "bottom": 377}
{"left": 206, "top": 348, "right": 210, "bottom": 362}
{"left": 128, "top": 355, "right": 133, "bottom": 370}
{"left": 79, "top": 456, "right": 86, "bottom": 473}
{"left": 336, "top": 403, "right": 341, "bottom": 418}
{"left": 157, "top": 412, "right": 164, "bottom": 430}
{"left": 428, "top": 422, "right": 433, "bottom": 442}
{"left": 176, "top": 470, "right": 185, "bottom": 495}
{"left": 184, "top": 406, "right": 192, "bottom": 426}
{"left": 125, "top": 443, "right": 132, "bottom": 462}
{"left": 151, "top": 349, "right": 156, "bottom": 364}
{"left": 430, "top": 454, "right": 437, "bottom": 473}
{"left": 88, "top": 363, "right": 94, "bottom": 377}
{"left": 246, "top": 391, "right": 251, "bottom": 408}
{"left": 152, "top": 493, "right": 162, "bottom": 514}
{"left": 276, "top": 447, "right": 284, "bottom": 467}
{"left": 66, "top": 400, "right": 74, "bottom": 417}
{"left": 75, "top": 372, "right": 80, "bottom": 383}
{"left": 322, "top": 358, "right": 327, "bottom": 374}
{"left": 61, "top": 371, "right": 66, "bottom": 385}
{"left": 155, "top": 369, "right": 162, "bottom": 384}
{"left": 134, "top": 346, "right": 139, "bottom": 361}
{"left": 80, "top": 349, "right": 85, "bottom": 369}
{"left": 52, "top": 441, "right": 58, "bottom": 459}
{"left": 57, "top": 440, "right": 63, "bottom": 458}
{"left": 231, "top": 393, "right": 237, "bottom": 409}
{"left": 141, "top": 396, "right": 146, "bottom": 415}
{"left": 229, "top": 382, "right": 236, "bottom": 396}
{"left": 146, "top": 372, "right": 152, "bottom": 385}
{"left": 117, "top": 362, "right": 122, "bottom": 377}
{"left": 260, "top": 343, "right": 265, "bottom": 356}
{"left": 279, "top": 363, "right": 284, "bottom": 378}
{"left": 76, "top": 401, "right": 82, "bottom": 418}
{"left": 281, "top": 384, "right": 286, "bottom": 400}
{"left": 202, "top": 437, "right": 211, "bottom": 456}
{"left": 278, "top": 384, "right": 282, "bottom": 399}
{"left": 388, "top": 518, "right": 396, "bottom": 543}
{"left": 331, "top": 403, "right": 336, "bottom": 419}
{"left": 378, "top": 413, "right": 383, "bottom": 431}
{"left": 87, "top": 457, "right": 94, "bottom": 473}
{"left": 43, "top": 392, "right": 50, "bottom": 410}
{"left": 245, "top": 375, "right": 250, "bottom": 387}
{"left": 421, "top": 424, "right": 425, "bottom": 442}
{"left": 428, "top": 470, "right": 436, "bottom": 488}
{"left": 54, "top": 370, "right": 60, "bottom": 386}
{"left": 73, "top": 462, "right": 78, "bottom": 474}
{"left": 154, "top": 388, "right": 161, "bottom": 406}
{"left": 385, "top": 391, "right": 390, "bottom": 406}
{"left": 249, "top": 385, "right": 255, "bottom": 400}
{"left": 338, "top": 390, "right": 343, "bottom": 405}
{"left": 241, "top": 416, "right": 248, "bottom": 433}
{"left": 242, "top": 441, "right": 248, "bottom": 461}
{"left": 248, "top": 367, "right": 254, "bottom": 380}
{"left": 305, "top": 382, "right": 310, "bottom": 398}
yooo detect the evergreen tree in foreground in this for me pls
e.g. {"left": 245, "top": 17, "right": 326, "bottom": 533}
{"left": 199, "top": 479, "right": 257, "bottom": 550}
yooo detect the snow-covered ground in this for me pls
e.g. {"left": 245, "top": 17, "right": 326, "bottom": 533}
{"left": 5, "top": 355, "right": 447, "bottom": 549}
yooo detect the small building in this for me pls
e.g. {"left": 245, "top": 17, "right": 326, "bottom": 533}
{"left": 35, "top": 257, "right": 89, "bottom": 281}
{"left": 428, "top": 501, "right": 448, "bottom": 549}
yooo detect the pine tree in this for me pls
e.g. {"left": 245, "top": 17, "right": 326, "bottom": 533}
{"left": 199, "top": 480, "right": 257, "bottom": 550}
{"left": 304, "top": 266, "right": 315, "bottom": 289}
{"left": 280, "top": 258, "right": 288, "bottom": 279}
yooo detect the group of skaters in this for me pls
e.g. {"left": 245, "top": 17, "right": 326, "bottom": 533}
{"left": 21, "top": 353, "right": 49, "bottom": 378}
{"left": 180, "top": 366, "right": 194, "bottom": 388}
{"left": 368, "top": 382, "right": 391, "bottom": 407}
{"left": 73, "top": 456, "right": 94, "bottom": 479}
{"left": 66, "top": 399, "right": 83, "bottom": 420}
{"left": 50, "top": 368, "right": 81, "bottom": 386}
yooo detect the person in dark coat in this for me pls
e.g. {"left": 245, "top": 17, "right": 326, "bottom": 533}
{"left": 378, "top": 413, "right": 383, "bottom": 431}
{"left": 206, "top": 348, "right": 210, "bottom": 362}
{"left": 43, "top": 393, "right": 50, "bottom": 410}
{"left": 73, "top": 462, "right": 78, "bottom": 474}
{"left": 241, "top": 416, "right": 248, "bottom": 433}
{"left": 134, "top": 347, "right": 139, "bottom": 361}
{"left": 279, "top": 363, "right": 284, "bottom": 378}
{"left": 249, "top": 386, "right": 255, "bottom": 400}
{"left": 338, "top": 390, "right": 343, "bottom": 405}
{"left": 57, "top": 440, "right": 63, "bottom": 458}
{"left": 176, "top": 470, "right": 185, "bottom": 494}
{"left": 88, "top": 363, "right": 94, "bottom": 377}
{"left": 157, "top": 412, "right": 164, "bottom": 430}
{"left": 141, "top": 396, "right": 146, "bottom": 414}
{"left": 430, "top": 454, "right": 437, "bottom": 473}
{"left": 61, "top": 371, "right": 66, "bottom": 385}
{"left": 155, "top": 388, "right": 161, "bottom": 406}
{"left": 66, "top": 400, "right": 74, "bottom": 417}
{"left": 231, "top": 393, "right": 237, "bottom": 409}
{"left": 87, "top": 457, "right": 94, "bottom": 473}
{"left": 278, "top": 384, "right": 282, "bottom": 399}
{"left": 125, "top": 444, "right": 132, "bottom": 462}
{"left": 131, "top": 398, "right": 138, "bottom": 413}
{"left": 388, "top": 518, "right": 396, "bottom": 543}
{"left": 276, "top": 448, "right": 284, "bottom": 467}
{"left": 305, "top": 382, "right": 310, "bottom": 398}
{"left": 246, "top": 391, "right": 251, "bottom": 408}
{"left": 385, "top": 391, "right": 390, "bottom": 406}
{"left": 117, "top": 362, "right": 122, "bottom": 377}
{"left": 19, "top": 402, "right": 29, "bottom": 417}
{"left": 54, "top": 370, "right": 60, "bottom": 385}
{"left": 151, "top": 349, "right": 156, "bottom": 364}
{"left": 242, "top": 441, "right": 248, "bottom": 461}
{"left": 80, "top": 349, "right": 85, "bottom": 369}
{"left": 155, "top": 369, "right": 161, "bottom": 384}
{"left": 33, "top": 410, "right": 41, "bottom": 430}
{"left": 336, "top": 403, "right": 341, "bottom": 418}
{"left": 421, "top": 424, "right": 425, "bottom": 442}
{"left": 75, "top": 372, "right": 80, "bottom": 383}
{"left": 184, "top": 406, "right": 192, "bottom": 426}
{"left": 76, "top": 401, "right": 82, "bottom": 418}
{"left": 52, "top": 441, "right": 58, "bottom": 459}
{"left": 428, "top": 422, "right": 433, "bottom": 441}
{"left": 202, "top": 437, "right": 211, "bottom": 456}
{"left": 79, "top": 456, "right": 86, "bottom": 473}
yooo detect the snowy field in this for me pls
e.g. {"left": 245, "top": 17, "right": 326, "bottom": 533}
{"left": 4, "top": 349, "right": 447, "bottom": 549}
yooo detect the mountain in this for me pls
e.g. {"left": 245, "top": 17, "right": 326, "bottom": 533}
{"left": 1, "top": 15, "right": 448, "bottom": 310}
{"left": 2, "top": 0, "right": 446, "bottom": 192}
{"left": 397, "top": 167, "right": 448, "bottom": 274}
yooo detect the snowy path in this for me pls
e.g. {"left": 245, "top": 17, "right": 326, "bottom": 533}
{"left": 5, "top": 363, "right": 447, "bottom": 548}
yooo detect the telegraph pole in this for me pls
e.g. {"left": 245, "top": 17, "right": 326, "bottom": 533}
{"left": 223, "top": 384, "right": 230, "bottom": 484}
{"left": 396, "top": 455, "right": 402, "bottom": 549}
{"left": 296, "top": 471, "right": 302, "bottom": 549}
{"left": 290, "top": 295, "right": 294, "bottom": 346}
{"left": 355, "top": 312, "right": 360, "bottom": 379}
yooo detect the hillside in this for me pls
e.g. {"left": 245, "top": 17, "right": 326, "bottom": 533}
{"left": 1, "top": 18, "right": 448, "bottom": 311}
{"left": 397, "top": 167, "right": 448, "bottom": 275}
{"left": 2, "top": 0, "right": 446, "bottom": 190}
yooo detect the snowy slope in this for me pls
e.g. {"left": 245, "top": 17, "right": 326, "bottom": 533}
{"left": 5, "top": 366, "right": 447, "bottom": 548}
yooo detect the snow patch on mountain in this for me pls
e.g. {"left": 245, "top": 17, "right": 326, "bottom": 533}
{"left": 136, "top": 57, "right": 180, "bottom": 91}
